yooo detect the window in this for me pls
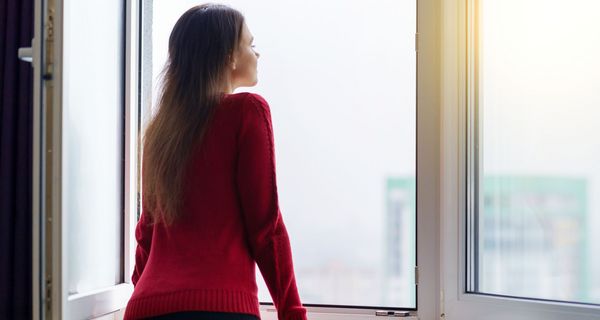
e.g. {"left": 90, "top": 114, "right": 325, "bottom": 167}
{"left": 64, "top": 0, "right": 125, "bottom": 295}
{"left": 31, "top": 0, "right": 138, "bottom": 318}
{"left": 440, "top": 0, "right": 600, "bottom": 318}
{"left": 143, "top": 0, "right": 417, "bottom": 311}
{"left": 469, "top": 0, "right": 600, "bottom": 305}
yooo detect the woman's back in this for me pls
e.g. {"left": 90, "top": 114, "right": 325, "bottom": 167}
{"left": 124, "top": 93, "right": 306, "bottom": 320}
{"left": 125, "top": 3, "right": 306, "bottom": 319}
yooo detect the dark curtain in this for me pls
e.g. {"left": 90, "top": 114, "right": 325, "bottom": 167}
{"left": 0, "top": 0, "right": 34, "bottom": 318}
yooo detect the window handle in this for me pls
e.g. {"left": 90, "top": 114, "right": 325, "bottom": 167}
{"left": 18, "top": 39, "right": 33, "bottom": 63}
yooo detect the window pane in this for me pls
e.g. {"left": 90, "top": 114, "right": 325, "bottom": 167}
{"left": 149, "top": 0, "right": 416, "bottom": 308}
{"left": 64, "top": 0, "right": 124, "bottom": 294}
{"left": 476, "top": 0, "right": 600, "bottom": 304}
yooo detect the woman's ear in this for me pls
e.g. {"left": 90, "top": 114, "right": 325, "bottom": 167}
{"left": 228, "top": 53, "right": 237, "bottom": 70}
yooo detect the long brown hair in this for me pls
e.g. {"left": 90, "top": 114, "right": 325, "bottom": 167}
{"left": 142, "top": 4, "right": 245, "bottom": 225}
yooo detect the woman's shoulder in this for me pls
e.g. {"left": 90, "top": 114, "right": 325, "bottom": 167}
{"left": 225, "top": 92, "right": 268, "bottom": 105}
{"left": 225, "top": 92, "right": 270, "bottom": 111}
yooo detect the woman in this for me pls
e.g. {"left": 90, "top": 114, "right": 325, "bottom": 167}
{"left": 124, "top": 4, "right": 307, "bottom": 320}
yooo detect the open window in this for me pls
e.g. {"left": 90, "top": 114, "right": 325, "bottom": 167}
{"left": 441, "top": 0, "right": 600, "bottom": 318}
{"left": 31, "top": 0, "right": 139, "bottom": 318}
{"left": 140, "top": 0, "right": 424, "bottom": 318}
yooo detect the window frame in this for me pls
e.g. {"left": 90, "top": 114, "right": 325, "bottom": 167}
{"left": 134, "top": 0, "right": 441, "bottom": 319}
{"left": 31, "top": 0, "right": 140, "bottom": 318}
{"left": 440, "top": 0, "right": 600, "bottom": 318}
{"left": 61, "top": 0, "right": 139, "bottom": 316}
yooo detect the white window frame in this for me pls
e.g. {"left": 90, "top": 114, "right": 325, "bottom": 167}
{"left": 31, "top": 0, "right": 139, "bottom": 318}
{"left": 131, "top": 0, "right": 441, "bottom": 319}
{"left": 440, "top": 0, "right": 600, "bottom": 319}
{"left": 413, "top": 0, "right": 442, "bottom": 319}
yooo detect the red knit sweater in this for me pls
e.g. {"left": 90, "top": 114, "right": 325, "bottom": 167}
{"left": 124, "top": 93, "right": 307, "bottom": 320}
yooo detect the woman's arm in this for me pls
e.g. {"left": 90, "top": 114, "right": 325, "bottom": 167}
{"left": 236, "top": 93, "right": 307, "bottom": 320}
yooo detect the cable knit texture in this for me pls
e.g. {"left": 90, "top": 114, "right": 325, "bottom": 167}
{"left": 124, "top": 93, "right": 307, "bottom": 320}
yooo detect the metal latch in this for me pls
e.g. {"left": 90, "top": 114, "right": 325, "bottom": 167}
{"left": 376, "top": 310, "right": 411, "bottom": 317}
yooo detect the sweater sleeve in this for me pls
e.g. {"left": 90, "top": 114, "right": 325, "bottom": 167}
{"left": 236, "top": 93, "right": 307, "bottom": 320}
{"left": 131, "top": 208, "right": 153, "bottom": 287}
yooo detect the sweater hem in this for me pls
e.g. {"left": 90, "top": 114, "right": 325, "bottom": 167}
{"left": 123, "top": 289, "right": 260, "bottom": 320}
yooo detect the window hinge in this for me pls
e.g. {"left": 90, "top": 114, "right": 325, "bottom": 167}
{"left": 415, "top": 266, "right": 419, "bottom": 285}
{"left": 415, "top": 33, "right": 420, "bottom": 52}
{"left": 375, "top": 310, "right": 411, "bottom": 317}
{"left": 440, "top": 289, "right": 445, "bottom": 320}
{"left": 45, "top": 275, "right": 52, "bottom": 313}
{"left": 43, "top": 6, "right": 55, "bottom": 80}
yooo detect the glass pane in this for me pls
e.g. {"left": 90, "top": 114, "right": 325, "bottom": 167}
{"left": 476, "top": 0, "right": 600, "bottom": 304}
{"left": 149, "top": 0, "right": 416, "bottom": 308}
{"left": 63, "top": 0, "right": 124, "bottom": 294}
